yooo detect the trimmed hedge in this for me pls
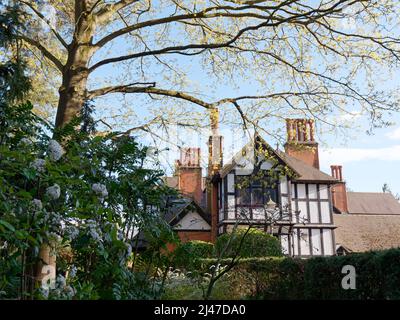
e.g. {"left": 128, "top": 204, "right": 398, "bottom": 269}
{"left": 172, "top": 240, "right": 214, "bottom": 268}
{"left": 197, "top": 248, "right": 400, "bottom": 300}
{"left": 214, "top": 228, "right": 283, "bottom": 258}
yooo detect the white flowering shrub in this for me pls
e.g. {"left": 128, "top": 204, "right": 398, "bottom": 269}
{"left": 39, "top": 274, "right": 76, "bottom": 300}
{"left": 45, "top": 184, "right": 61, "bottom": 200}
{"left": 47, "top": 139, "right": 64, "bottom": 161}
{"left": 31, "top": 199, "right": 43, "bottom": 211}
{"left": 31, "top": 158, "right": 46, "bottom": 173}
{"left": 0, "top": 100, "right": 178, "bottom": 300}
{"left": 91, "top": 183, "right": 108, "bottom": 200}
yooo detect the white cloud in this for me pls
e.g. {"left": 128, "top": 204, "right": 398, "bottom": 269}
{"left": 320, "top": 145, "right": 400, "bottom": 166}
{"left": 386, "top": 127, "right": 400, "bottom": 140}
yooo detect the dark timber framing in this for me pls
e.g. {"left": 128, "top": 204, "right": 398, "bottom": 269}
{"left": 216, "top": 161, "right": 336, "bottom": 258}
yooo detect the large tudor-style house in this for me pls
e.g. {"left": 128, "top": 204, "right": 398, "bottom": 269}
{"left": 162, "top": 115, "right": 400, "bottom": 257}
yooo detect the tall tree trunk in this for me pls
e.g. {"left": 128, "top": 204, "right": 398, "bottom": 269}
{"left": 55, "top": 1, "right": 95, "bottom": 128}
{"left": 55, "top": 64, "right": 90, "bottom": 128}
{"left": 36, "top": 0, "right": 96, "bottom": 292}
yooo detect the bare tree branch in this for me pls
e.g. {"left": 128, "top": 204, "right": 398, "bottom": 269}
{"left": 89, "top": 0, "right": 354, "bottom": 71}
{"left": 94, "top": 0, "right": 140, "bottom": 22}
{"left": 17, "top": 35, "right": 64, "bottom": 72}
{"left": 92, "top": 0, "right": 336, "bottom": 49}
{"left": 18, "top": 0, "right": 69, "bottom": 49}
{"left": 88, "top": 84, "right": 213, "bottom": 109}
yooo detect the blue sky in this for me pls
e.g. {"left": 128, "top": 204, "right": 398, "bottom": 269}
{"left": 81, "top": 4, "right": 400, "bottom": 196}
{"left": 319, "top": 121, "right": 400, "bottom": 194}
{"left": 9, "top": 0, "right": 399, "bottom": 195}
{"left": 90, "top": 54, "right": 400, "bottom": 196}
{"left": 88, "top": 59, "right": 400, "bottom": 197}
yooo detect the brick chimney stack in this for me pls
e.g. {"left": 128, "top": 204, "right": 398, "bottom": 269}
{"left": 330, "top": 165, "right": 348, "bottom": 213}
{"left": 175, "top": 147, "right": 203, "bottom": 205}
{"left": 284, "top": 119, "right": 320, "bottom": 169}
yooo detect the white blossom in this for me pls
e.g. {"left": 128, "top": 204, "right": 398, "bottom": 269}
{"left": 117, "top": 230, "right": 124, "bottom": 241}
{"left": 91, "top": 183, "right": 108, "bottom": 200}
{"left": 31, "top": 159, "right": 46, "bottom": 173}
{"left": 48, "top": 140, "right": 64, "bottom": 161}
{"left": 104, "top": 232, "right": 112, "bottom": 243}
{"left": 86, "top": 219, "right": 103, "bottom": 242}
{"left": 89, "top": 228, "right": 101, "bottom": 242}
{"left": 46, "top": 184, "right": 61, "bottom": 200}
{"left": 45, "top": 212, "right": 62, "bottom": 225}
{"left": 20, "top": 137, "right": 32, "bottom": 146}
{"left": 56, "top": 275, "right": 66, "bottom": 287}
{"left": 31, "top": 199, "right": 43, "bottom": 211}
{"left": 69, "top": 265, "right": 77, "bottom": 279}
{"left": 65, "top": 225, "right": 79, "bottom": 240}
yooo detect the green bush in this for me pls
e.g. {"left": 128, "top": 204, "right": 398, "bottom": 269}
{"left": 173, "top": 240, "right": 214, "bottom": 268}
{"left": 301, "top": 249, "right": 400, "bottom": 300}
{"left": 198, "top": 257, "right": 303, "bottom": 299}
{"left": 214, "top": 228, "right": 283, "bottom": 258}
{"left": 245, "top": 248, "right": 400, "bottom": 300}
{"left": 191, "top": 248, "right": 400, "bottom": 300}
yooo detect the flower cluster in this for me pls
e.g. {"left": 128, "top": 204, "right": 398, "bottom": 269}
{"left": 69, "top": 265, "right": 77, "bottom": 279}
{"left": 86, "top": 219, "right": 103, "bottom": 243}
{"left": 64, "top": 225, "right": 79, "bottom": 241}
{"left": 43, "top": 211, "right": 62, "bottom": 226}
{"left": 31, "top": 199, "right": 43, "bottom": 211}
{"left": 41, "top": 274, "right": 76, "bottom": 300}
{"left": 46, "top": 184, "right": 61, "bottom": 200}
{"left": 31, "top": 158, "right": 46, "bottom": 173}
{"left": 91, "top": 183, "right": 108, "bottom": 200}
{"left": 48, "top": 140, "right": 64, "bottom": 161}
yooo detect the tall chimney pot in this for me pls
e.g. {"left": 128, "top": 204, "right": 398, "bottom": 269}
{"left": 284, "top": 119, "right": 320, "bottom": 169}
{"left": 330, "top": 164, "right": 348, "bottom": 213}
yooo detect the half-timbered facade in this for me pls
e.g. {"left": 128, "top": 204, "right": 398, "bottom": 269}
{"left": 215, "top": 133, "right": 337, "bottom": 257}
{"left": 161, "top": 116, "right": 400, "bottom": 257}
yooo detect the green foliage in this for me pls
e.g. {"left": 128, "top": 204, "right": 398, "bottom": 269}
{"left": 0, "top": 98, "right": 177, "bottom": 299}
{"left": 0, "top": 18, "right": 178, "bottom": 298}
{"left": 0, "top": 5, "right": 31, "bottom": 103}
{"left": 301, "top": 249, "right": 400, "bottom": 300}
{"left": 214, "top": 228, "right": 283, "bottom": 258}
{"left": 200, "top": 249, "right": 400, "bottom": 300}
{"left": 161, "top": 271, "right": 234, "bottom": 300}
{"left": 172, "top": 240, "right": 214, "bottom": 268}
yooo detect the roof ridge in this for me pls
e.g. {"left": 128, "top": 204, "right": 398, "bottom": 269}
{"left": 219, "top": 134, "right": 337, "bottom": 183}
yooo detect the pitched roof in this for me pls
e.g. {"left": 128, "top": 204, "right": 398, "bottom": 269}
{"left": 347, "top": 192, "right": 400, "bottom": 215}
{"left": 220, "top": 135, "right": 301, "bottom": 178}
{"left": 219, "top": 134, "right": 338, "bottom": 183}
{"left": 277, "top": 152, "right": 338, "bottom": 183}
{"left": 165, "top": 197, "right": 211, "bottom": 226}
{"left": 334, "top": 214, "right": 400, "bottom": 252}
{"left": 219, "top": 141, "right": 255, "bottom": 178}
{"left": 133, "top": 196, "right": 210, "bottom": 249}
